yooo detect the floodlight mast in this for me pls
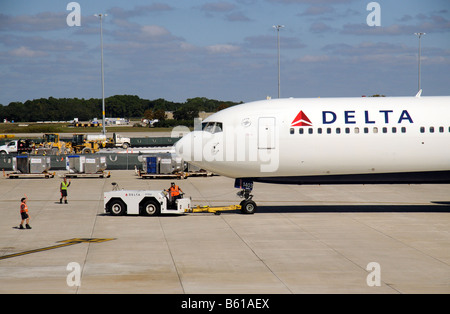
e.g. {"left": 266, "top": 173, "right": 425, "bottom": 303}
{"left": 414, "top": 32, "right": 426, "bottom": 93}
{"left": 95, "top": 13, "right": 107, "bottom": 135}
{"left": 273, "top": 25, "right": 284, "bottom": 99}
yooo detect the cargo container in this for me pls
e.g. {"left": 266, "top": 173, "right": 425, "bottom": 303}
{"left": 66, "top": 155, "right": 107, "bottom": 174}
{"left": 138, "top": 153, "right": 185, "bottom": 179}
{"left": 13, "top": 156, "right": 51, "bottom": 174}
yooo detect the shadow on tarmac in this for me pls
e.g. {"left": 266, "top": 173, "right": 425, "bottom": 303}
{"left": 257, "top": 202, "right": 450, "bottom": 213}
{"left": 98, "top": 202, "right": 450, "bottom": 216}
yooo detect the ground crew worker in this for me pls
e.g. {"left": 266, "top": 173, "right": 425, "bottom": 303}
{"left": 19, "top": 195, "right": 31, "bottom": 229}
{"left": 166, "top": 182, "right": 183, "bottom": 206}
{"left": 60, "top": 177, "right": 71, "bottom": 204}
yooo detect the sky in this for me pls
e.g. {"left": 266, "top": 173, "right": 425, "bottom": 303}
{"left": 0, "top": 0, "right": 449, "bottom": 106}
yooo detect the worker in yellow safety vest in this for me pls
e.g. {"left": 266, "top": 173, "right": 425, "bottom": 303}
{"left": 60, "top": 177, "right": 71, "bottom": 204}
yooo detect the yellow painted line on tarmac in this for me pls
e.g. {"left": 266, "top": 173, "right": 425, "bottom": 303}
{"left": 0, "top": 238, "right": 115, "bottom": 260}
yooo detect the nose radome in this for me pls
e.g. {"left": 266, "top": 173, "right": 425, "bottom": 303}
{"left": 175, "top": 134, "right": 186, "bottom": 158}
{"left": 175, "top": 132, "right": 195, "bottom": 162}
{"left": 175, "top": 130, "right": 214, "bottom": 164}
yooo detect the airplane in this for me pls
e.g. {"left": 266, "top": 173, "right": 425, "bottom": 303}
{"left": 175, "top": 92, "right": 450, "bottom": 214}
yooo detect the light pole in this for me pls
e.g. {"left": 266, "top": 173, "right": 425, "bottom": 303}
{"left": 273, "top": 25, "right": 284, "bottom": 98}
{"left": 95, "top": 13, "right": 107, "bottom": 135}
{"left": 414, "top": 32, "right": 426, "bottom": 92}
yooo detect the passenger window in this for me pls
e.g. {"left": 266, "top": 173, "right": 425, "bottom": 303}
{"left": 327, "top": 128, "right": 332, "bottom": 134}
{"left": 336, "top": 128, "right": 341, "bottom": 134}
{"left": 308, "top": 128, "right": 313, "bottom": 134}
{"left": 318, "top": 128, "right": 322, "bottom": 134}
{"left": 354, "top": 127, "right": 359, "bottom": 134}
{"left": 392, "top": 127, "right": 397, "bottom": 133}
{"left": 420, "top": 127, "right": 425, "bottom": 133}
{"left": 382, "top": 127, "right": 387, "bottom": 133}
{"left": 373, "top": 127, "right": 378, "bottom": 134}
{"left": 439, "top": 126, "right": 444, "bottom": 133}
{"left": 299, "top": 128, "right": 304, "bottom": 134}
{"left": 364, "top": 127, "right": 369, "bottom": 134}
{"left": 401, "top": 127, "right": 406, "bottom": 133}
{"left": 345, "top": 128, "right": 350, "bottom": 134}
{"left": 290, "top": 128, "right": 294, "bottom": 134}
{"left": 430, "top": 126, "right": 434, "bottom": 133}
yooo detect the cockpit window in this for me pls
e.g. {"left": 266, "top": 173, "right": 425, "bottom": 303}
{"left": 202, "top": 122, "right": 223, "bottom": 133}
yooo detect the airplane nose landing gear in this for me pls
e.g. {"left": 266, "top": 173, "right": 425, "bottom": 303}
{"left": 239, "top": 198, "right": 257, "bottom": 214}
{"left": 235, "top": 179, "right": 257, "bottom": 214}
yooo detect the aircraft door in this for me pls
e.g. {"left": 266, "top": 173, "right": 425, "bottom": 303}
{"left": 258, "top": 117, "right": 276, "bottom": 149}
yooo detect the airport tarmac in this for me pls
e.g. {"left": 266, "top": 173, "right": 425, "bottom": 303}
{"left": 0, "top": 170, "right": 449, "bottom": 294}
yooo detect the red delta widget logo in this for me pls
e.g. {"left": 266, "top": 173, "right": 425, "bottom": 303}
{"left": 291, "top": 111, "right": 312, "bottom": 126}
{"left": 291, "top": 109, "right": 413, "bottom": 126}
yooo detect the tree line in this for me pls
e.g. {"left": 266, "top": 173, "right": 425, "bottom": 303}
{"left": 0, "top": 95, "right": 241, "bottom": 126}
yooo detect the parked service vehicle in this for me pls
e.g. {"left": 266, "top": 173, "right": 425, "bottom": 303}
{"left": 112, "top": 133, "right": 131, "bottom": 149}
{"left": 104, "top": 185, "right": 190, "bottom": 216}
{"left": 0, "top": 139, "right": 34, "bottom": 154}
{"left": 100, "top": 133, "right": 131, "bottom": 149}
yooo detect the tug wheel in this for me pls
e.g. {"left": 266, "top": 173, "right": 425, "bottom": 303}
{"left": 109, "top": 199, "right": 126, "bottom": 216}
{"left": 142, "top": 200, "right": 160, "bottom": 216}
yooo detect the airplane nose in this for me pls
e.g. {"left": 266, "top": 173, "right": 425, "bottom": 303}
{"left": 175, "top": 132, "right": 194, "bottom": 162}
{"left": 175, "top": 134, "right": 187, "bottom": 158}
{"left": 174, "top": 130, "right": 213, "bottom": 164}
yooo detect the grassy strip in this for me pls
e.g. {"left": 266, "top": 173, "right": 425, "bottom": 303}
{"left": 0, "top": 123, "right": 174, "bottom": 134}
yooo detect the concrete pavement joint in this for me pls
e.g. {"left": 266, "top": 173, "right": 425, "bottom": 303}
{"left": 221, "top": 215, "right": 294, "bottom": 294}
{"left": 159, "top": 217, "right": 186, "bottom": 293}
{"left": 77, "top": 178, "right": 109, "bottom": 294}
{"left": 282, "top": 212, "right": 402, "bottom": 293}
{"left": 350, "top": 214, "right": 450, "bottom": 268}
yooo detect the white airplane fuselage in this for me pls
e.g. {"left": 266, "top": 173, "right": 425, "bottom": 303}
{"left": 176, "top": 96, "right": 450, "bottom": 185}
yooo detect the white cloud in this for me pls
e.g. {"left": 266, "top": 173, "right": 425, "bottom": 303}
{"left": 9, "top": 46, "right": 47, "bottom": 58}
{"left": 141, "top": 25, "right": 170, "bottom": 37}
{"left": 341, "top": 11, "right": 450, "bottom": 36}
{"left": 200, "top": 2, "right": 236, "bottom": 13}
{"left": 0, "top": 12, "right": 66, "bottom": 32}
{"left": 310, "top": 22, "right": 334, "bottom": 33}
{"left": 299, "top": 5, "right": 335, "bottom": 16}
{"left": 267, "top": 0, "right": 355, "bottom": 4}
{"left": 297, "top": 55, "right": 331, "bottom": 63}
{"left": 108, "top": 3, "right": 173, "bottom": 19}
{"left": 179, "top": 42, "right": 197, "bottom": 51}
{"left": 206, "top": 44, "right": 240, "bottom": 54}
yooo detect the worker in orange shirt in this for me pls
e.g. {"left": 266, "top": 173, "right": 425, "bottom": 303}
{"left": 166, "top": 182, "right": 183, "bottom": 207}
{"left": 19, "top": 195, "right": 31, "bottom": 229}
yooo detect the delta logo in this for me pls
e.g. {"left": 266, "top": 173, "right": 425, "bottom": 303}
{"left": 291, "top": 110, "right": 312, "bottom": 127}
{"left": 291, "top": 109, "right": 413, "bottom": 126}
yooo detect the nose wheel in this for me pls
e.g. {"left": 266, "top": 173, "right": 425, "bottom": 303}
{"left": 237, "top": 189, "right": 257, "bottom": 214}
{"left": 240, "top": 198, "right": 257, "bottom": 214}
{"left": 235, "top": 179, "right": 257, "bottom": 214}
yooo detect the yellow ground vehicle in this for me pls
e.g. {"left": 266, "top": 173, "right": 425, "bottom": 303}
{"left": 35, "top": 133, "right": 100, "bottom": 154}
{"left": 36, "top": 133, "right": 70, "bottom": 155}
{"left": 70, "top": 134, "right": 101, "bottom": 154}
